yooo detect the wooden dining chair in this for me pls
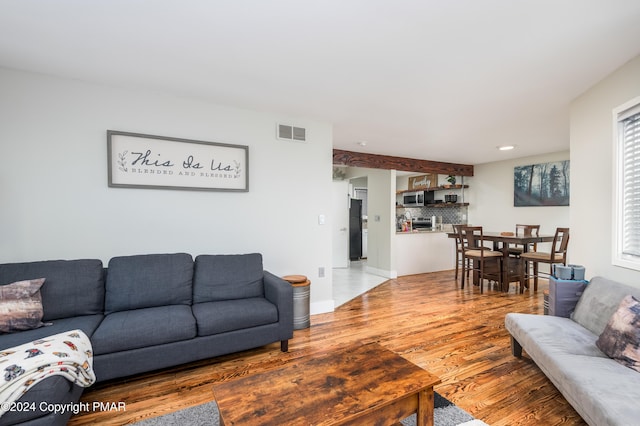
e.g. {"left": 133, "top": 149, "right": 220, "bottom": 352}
{"left": 452, "top": 224, "right": 469, "bottom": 282}
{"left": 460, "top": 226, "right": 503, "bottom": 293}
{"left": 518, "top": 227, "right": 570, "bottom": 293}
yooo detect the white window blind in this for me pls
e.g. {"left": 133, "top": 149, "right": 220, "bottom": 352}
{"left": 614, "top": 96, "right": 640, "bottom": 270}
{"left": 621, "top": 111, "right": 640, "bottom": 257}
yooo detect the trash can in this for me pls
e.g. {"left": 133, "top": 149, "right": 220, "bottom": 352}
{"left": 282, "top": 275, "right": 311, "bottom": 330}
{"left": 548, "top": 276, "right": 588, "bottom": 318}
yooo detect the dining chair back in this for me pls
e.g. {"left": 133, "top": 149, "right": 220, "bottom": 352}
{"left": 551, "top": 227, "right": 570, "bottom": 262}
{"left": 516, "top": 224, "right": 540, "bottom": 237}
{"left": 510, "top": 224, "right": 541, "bottom": 254}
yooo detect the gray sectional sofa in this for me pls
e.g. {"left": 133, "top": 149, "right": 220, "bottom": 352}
{"left": 0, "top": 253, "right": 293, "bottom": 426}
{"left": 505, "top": 276, "right": 640, "bottom": 426}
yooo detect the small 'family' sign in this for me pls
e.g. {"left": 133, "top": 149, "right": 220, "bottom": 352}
{"left": 107, "top": 131, "right": 248, "bottom": 192}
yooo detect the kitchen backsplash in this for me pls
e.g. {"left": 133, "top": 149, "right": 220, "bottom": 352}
{"left": 401, "top": 205, "right": 467, "bottom": 225}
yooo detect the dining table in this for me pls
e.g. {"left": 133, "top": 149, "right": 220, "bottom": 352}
{"left": 447, "top": 230, "right": 556, "bottom": 292}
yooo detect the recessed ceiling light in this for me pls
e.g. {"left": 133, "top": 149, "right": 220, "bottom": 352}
{"left": 497, "top": 145, "right": 515, "bottom": 151}
{"left": 357, "top": 141, "right": 367, "bottom": 147}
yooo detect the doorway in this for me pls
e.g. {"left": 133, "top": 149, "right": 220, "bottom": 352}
{"left": 332, "top": 173, "right": 387, "bottom": 307}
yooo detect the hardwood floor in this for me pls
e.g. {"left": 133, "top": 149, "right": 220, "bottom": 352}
{"left": 69, "top": 270, "right": 587, "bottom": 426}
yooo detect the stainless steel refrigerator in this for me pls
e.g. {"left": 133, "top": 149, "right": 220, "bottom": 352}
{"left": 349, "top": 198, "right": 362, "bottom": 261}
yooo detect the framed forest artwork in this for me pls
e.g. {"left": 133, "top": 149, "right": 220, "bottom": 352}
{"left": 514, "top": 160, "right": 569, "bottom": 207}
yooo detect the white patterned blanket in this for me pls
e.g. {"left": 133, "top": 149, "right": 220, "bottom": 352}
{"left": 0, "top": 329, "right": 95, "bottom": 417}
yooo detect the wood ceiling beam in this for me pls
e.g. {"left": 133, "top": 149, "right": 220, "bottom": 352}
{"left": 332, "top": 149, "right": 474, "bottom": 176}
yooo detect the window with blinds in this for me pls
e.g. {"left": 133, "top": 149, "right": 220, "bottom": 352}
{"left": 614, "top": 97, "right": 640, "bottom": 270}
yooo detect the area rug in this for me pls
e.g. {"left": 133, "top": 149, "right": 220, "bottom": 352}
{"left": 135, "top": 391, "right": 488, "bottom": 426}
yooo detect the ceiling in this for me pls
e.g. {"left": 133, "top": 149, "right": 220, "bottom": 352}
{"left": 1, "top": 1, "right": 640, "bottom": 165}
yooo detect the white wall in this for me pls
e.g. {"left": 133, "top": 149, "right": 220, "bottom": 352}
{"left": 366, "top": 168, "right": 396, "bottom": 277}
{"left": 469, "top": 151, "right": 570, "bottom": 239}
{"left": 570, "top": 55, "right": 640, "bottom": 284}
{"left": 0, "top": 68, "right": 335, "bottom": 312}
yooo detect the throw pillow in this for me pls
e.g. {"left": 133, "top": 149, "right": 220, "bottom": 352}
{"left": 0, "top": 278, "right": 46, "bottom": 333}
{"left": 596, "top": 294, "right": 640, "bottom": 373}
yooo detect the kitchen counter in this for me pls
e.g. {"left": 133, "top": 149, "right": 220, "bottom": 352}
{"left": 395, "top": 229, "right": 455, "bottom": 276}
{"left": 396, "top": 229, "right": 446, "bottom": 234}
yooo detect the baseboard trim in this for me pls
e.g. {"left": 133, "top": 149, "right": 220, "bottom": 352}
{"left": 364, "top": 266, "right": 397, "bottom": 279}
{"left": 310, "top": 299, "right": 335, "bottom": 315}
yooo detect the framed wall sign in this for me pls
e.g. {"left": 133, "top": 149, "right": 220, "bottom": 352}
{"left": 408, "top": 173, "right": 438, "bottom": 190}
{"left": 107, "top": 131, "right": 249, "bottom": 192}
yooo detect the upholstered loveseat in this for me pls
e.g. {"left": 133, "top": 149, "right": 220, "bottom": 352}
{"left": 505, "top": 276, "right": 640, "bottom": 426}
{"left": 0, "top": 253, "right": 293, "bottom": 426}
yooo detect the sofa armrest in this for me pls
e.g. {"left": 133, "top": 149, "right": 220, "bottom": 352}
{"left": 263, "top": 271, "right": 294, "bottom": 343}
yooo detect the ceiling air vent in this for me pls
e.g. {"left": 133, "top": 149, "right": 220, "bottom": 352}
{"left": 277, "top": 124, "right": 307, "bottom": 142}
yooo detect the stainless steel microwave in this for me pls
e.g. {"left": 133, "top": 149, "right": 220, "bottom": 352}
{"left": 402, "top": 191, "right": 434, "bottom": 207}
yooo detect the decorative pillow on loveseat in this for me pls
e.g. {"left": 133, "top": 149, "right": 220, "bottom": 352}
{"left": 0, "top": 278, "right": 46, "bottom": 333}
{"left": 595, "top": 294, "right": 640, "bottom": 373}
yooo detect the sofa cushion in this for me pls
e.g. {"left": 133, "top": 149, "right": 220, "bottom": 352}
{"left": 596, "top": 294, "right": 640, "bottom": 373}
{"left": 572, "top": 276, "right": 640, "bottom": 336}
{"left": 105, "top": 253, "right": 193, "bottom": 314}
{"left": 505, "top": 313, "right": 608, "bottom": 361}
{"left": 193, "top": 254, "right": 264, "bottom": 303}
{"left": 0, "top": 259, "right": 104, "bottom": 321}
{"left": 0, "top": 279, "right": 46, "bottom": 333}
{"left": 192, "top": 298, "right": 278, "bottom": 336}
{"left": 0, "top": 315, "right": 104, "bottom": 351}
{"left": 91, "top": 305, "right": 196, "bottom": 354}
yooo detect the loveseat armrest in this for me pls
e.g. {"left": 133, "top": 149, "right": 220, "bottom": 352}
{"left": 263, "top": 271, "right": 294, "bottom": 349}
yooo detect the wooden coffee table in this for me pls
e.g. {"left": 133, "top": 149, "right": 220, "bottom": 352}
{"left": 212, "top": 342, "right": 441, "bottom": 425}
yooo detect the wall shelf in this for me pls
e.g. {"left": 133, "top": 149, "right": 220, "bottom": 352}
{"left": 396, "top": 185, "right": 469, "bottom": 195}
{"left": 397, "top": 203, "right": 469, "bottom": 208}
